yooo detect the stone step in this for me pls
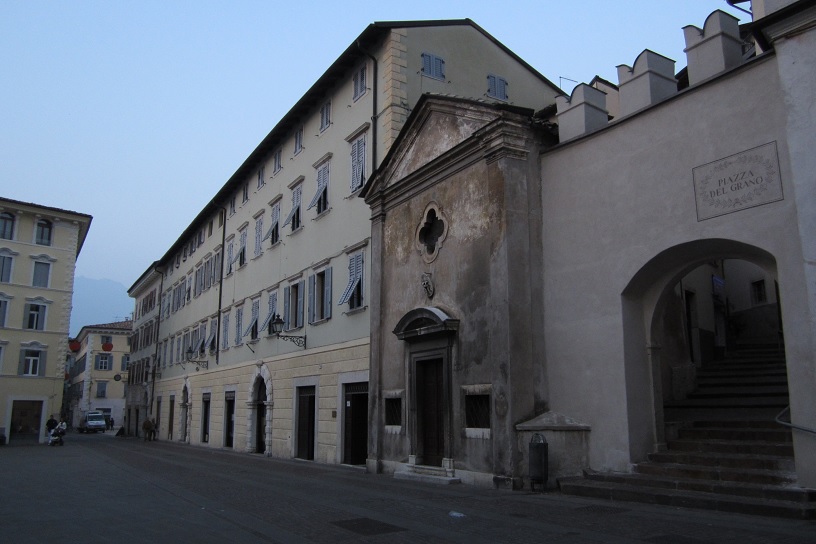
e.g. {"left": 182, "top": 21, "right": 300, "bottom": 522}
{"left": 558, "top": 475, "right": 816, "bottom": 519}
{"left": 688, "top": 386, "right": 789, "bottom": 398}
{"left": 666, "top": 438, "right": 794, "bottom": 457}
{"left": 665, "top": 396, "right": 788, "bottom": 409}
{"left": 393, "top": 464, "right": 460, "bottom": 485}
{"left": 689, "top": 419, "right": 787, "bottom": 429}
{"left": 696, "top": 376, "right": 788, "bottom": 386}
{"left": 697, "top": 366, "right": 787, "bottom": 377}
{"left": 634, "top": 461, "right": 796, "bottom": 485}
{"left": 678, "top": 426, "right": 792, "bottom": 442}
{"left": 647, "top": 451, "right": 794, "bottom": 471}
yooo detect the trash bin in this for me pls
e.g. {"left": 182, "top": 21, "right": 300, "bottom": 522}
{"left": 529, "top": 433, "right": 547, "bottom": 491}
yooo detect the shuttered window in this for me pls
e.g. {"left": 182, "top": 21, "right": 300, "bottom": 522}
{"left": 338, "top": 253, "right": 364, "bottom": 309}
{"left": 308, "top": 267, "right": 332, "bottom": 323}
{"left": 487, "top": 74, "right": 508, "bottom": 100}
{"left": 281, "top": 186, "right": 302, "bottom": 231}
{"left": 307, "top": 162, "right": 330, "bottom": 214}
{"left": 421, "top": 53, "right": 445, "bottom": 80}
{"left": 350, "top": 134, "right": 366, "bottom": 192}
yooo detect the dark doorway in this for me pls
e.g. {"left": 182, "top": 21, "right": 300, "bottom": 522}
{"left": 255, "top": 380, "right": 267, "bottom": 454}
{"left": 225, "top": 391, "right": 235, "bottom": 448}
{"left": 343, "top": 382, "right": 368, "bottom": 465}
{"left": 416, "top": 359, "right": 444, "bottom": 466}
{"left": 296, "top": 386, "right": 316, "bottom": 460}
{"left": 168, "top": 396, "right": 175, "bottom": 441}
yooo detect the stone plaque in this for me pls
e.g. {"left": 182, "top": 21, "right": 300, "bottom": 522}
{"left": 693, "top": 141, "right": 782, "bottom": 221}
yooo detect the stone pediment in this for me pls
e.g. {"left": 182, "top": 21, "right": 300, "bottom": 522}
{"left": 367, "top": 95, "right": 505, "bottom": 198}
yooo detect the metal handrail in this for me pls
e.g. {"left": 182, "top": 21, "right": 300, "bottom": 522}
{"left": 775, "top": 406, "right": 816, "bottom": 435}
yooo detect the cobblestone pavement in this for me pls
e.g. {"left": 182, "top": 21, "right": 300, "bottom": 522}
{"left": 2, "top": 432, "right": 815, "bottom": 544}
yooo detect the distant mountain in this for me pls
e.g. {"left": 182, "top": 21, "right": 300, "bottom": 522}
{"left": 70, "top": 277, "right": 133, "bottom": 337}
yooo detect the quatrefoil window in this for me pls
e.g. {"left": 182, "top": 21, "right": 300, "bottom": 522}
{"left": 415, "top": 202, "right": 448, "bottom": 263}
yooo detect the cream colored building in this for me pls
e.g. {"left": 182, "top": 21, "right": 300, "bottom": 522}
{"left": 65, "top": 320, "right": 131, "bottom": 430}
{"left": 0, "top": 196, "right": 91, "bottom": 444}
{"left": 131, "top": 20, "right": 562, "bottom": 463}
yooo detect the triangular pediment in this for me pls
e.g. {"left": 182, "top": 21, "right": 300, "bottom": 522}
{"left": 366, "top": 96, "right": 505, "bottom": 197}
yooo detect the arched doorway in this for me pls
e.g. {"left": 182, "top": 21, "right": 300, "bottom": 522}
{"left": 622, "top": 239, "right": 785, "bottom": 460}
{"left": 254, "top": 378, "right": 267, "bottom": 454}
{"left": 393, "top": 307, "right": 459, "bottom": 469}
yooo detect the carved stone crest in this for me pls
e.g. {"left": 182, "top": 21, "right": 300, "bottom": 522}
{"left": 421, "top": 273, "right": 435, "bottom": 299}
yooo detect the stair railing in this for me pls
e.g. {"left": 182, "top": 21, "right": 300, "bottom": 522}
{"left": 775, "top": 406, "right": 816, "bottom": 435}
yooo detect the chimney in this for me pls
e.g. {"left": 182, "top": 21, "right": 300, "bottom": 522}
{"left": 683, "top": 10, "right": 742, "bottom": 86}
{"left": 616, "top": 50, "right": 677, "bottom": 117}
{"left": 555, "top": 84, "right": 608, "bottom": 142}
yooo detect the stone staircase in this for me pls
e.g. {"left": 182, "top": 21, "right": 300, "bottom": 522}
{"left": 559, "top": 346, "right": 816, "bottom": 519}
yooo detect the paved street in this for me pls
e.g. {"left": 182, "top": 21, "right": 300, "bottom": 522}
{"left": 2, "top": 432, "right": 815, "bottom": 544}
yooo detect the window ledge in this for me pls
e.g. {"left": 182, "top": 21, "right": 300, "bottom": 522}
{"left": 465, "top": 428, "right": 491, "bottom": 440}
{"left": 344, "top": 305, "right": 367, "bottom": 316}
{"left": 288, "top": 226, "right": 304, "bottom": 237}
{"left": 313, "top": 208, "right": 332, "bottom": 221}
{"left": 309, "top": 317, "right": 330, "bottom": 326}
{"left": 384, "top": 425, "right": 402, "bottom": 435}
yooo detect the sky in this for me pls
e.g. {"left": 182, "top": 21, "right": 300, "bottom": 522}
{"left": 1, "top": 1, "right": 746, "bottom": 291}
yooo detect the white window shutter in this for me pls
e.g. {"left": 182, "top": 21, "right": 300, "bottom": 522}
{"left": 323, "top": 267, "right": 332, "bottom": 319}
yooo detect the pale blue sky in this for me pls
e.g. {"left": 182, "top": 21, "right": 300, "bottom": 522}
{"left": 1, "top": 1, "right": 744, "bottom": 289}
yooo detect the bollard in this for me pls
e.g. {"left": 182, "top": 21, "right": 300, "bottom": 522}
{"left": 529, "top": 433, "right": 548, "bottom": 492}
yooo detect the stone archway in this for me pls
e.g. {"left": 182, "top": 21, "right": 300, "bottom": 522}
{"left": 246, "top": 364, "right": 273, "bottom": 455}
{"left": 621, "top": 238, "right": 780, "bottom": 461}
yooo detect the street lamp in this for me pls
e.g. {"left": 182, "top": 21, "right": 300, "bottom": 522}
{"left": 183, "top": 346, "right": 209, "bottom": 371}
{"left": 270, "top": 314, "right": 306, "bottom": 348}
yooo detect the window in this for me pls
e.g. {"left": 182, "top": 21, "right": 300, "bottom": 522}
{"left": 35, "top": 219, "right": 53, "bottom": 246}
{"left": 243, "top": 298, "right": 260, "bottom": 341}
{"left": 350, "top": 134, "right": 366, "bottom": 192}
{"left": 282, "top": 185, "right": 302, "bottom": 232}
{"left": 0, "top": 213, "right": 14, "bottom": 240}
{"left": 385, "top": 398, "right": 402, "bottom": 426}
{"left": 229, "top": 196, "right": 236, "bottom": 216}
{"left": 283, "top": 280, "right": 304, "bottom": 330}
{"left": 294, "top": 127, "right": 304, "bottom": 155}
{"left": 96, "top": 381, "right": 107, "bottom": 398}
{"left": 238, "top": 228, "right": 247, "bottom": 266}
{"left": 0, "top": 298, "right": 7, "bottom": 327}
{"left": 234, "top": 306, "right": 243, "bottom": 346}
{"left": 308, "top": 162, "right": 330, "bottom": 214}
{"left": 260, "top": 291, "right": 278, "bottom": 335}
{"left": 101, "top": 335, "right": 112, "bottom": 345}
{"left": 20, "top": 349, "right": 43, "bottom": 376}
{"left": 32, "top": 262, "right": 50, "bottom": 288}
{"left": 222, "top": 311, "right": 230, "bottom": 349}
{"left": 121, "top": 354, "right": 130, "bottom": 371}
{"left": 206, "top": 319, "right": 218, "bottom": 352}
{"left": 96, "top": 354, "right": 111, "bottom": 371}
{"left": 254, "top": 215, "right": 264, "bottom": 258}
{"left": 24, "top": 303, "right": 46, "bottom": 330}
{"left": 353, "top": 64, "right": 367, "bottom": 100}
{"left": 421, "top": 53, "right": 445, "bottom": 80}
{"left": 308, "top": 268, "right": 332, "bottom": 323}
{"left": 751, "top": 280, "right": 767, "bottom": 305}
{"left": 226, "top": 239, "right": 235, "bottom": 275}
{"left": 465, "top": 393, "right": 491, "bottom": 429}
{"left": 0, "top": 254, "right": 13, "bottom": 283}
{"left": 262, "top": 202, "right": 280, "bottom": 246}
{"left": 319, "top": 101, "right": 331, "bottom": 132}
{"left": 242, "top": 182, "right": 249, "bottom": 203}
{"left": 257, "top": 166, "right": 265, "bottom": 189}
{"left": 273, "top": 148, "right": 282, "bottom": 173}
{"left": 338, "top": 253, "right": 364, "bottom": 310}
{"left": 487, "top": 74, "right": 508, "bottom": 101}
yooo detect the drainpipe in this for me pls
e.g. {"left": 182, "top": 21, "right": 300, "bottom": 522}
{"left": 216, "top": 207, "right": 227, "bottom": 367}
{"left": 356, "top": 40, "right": 378, "bottom": 169}
{"left": 149, "top": 267, "right": 164, "bottom": 418}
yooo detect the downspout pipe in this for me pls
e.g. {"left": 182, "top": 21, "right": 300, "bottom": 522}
{"left": 149, "top": 267, "right": 164, "bottom": 418}
{"left": 216, "top": 207, "right": 227, "bottom": 367}
{"left": 356, "top": 39, "right": 378, "bottom": 169}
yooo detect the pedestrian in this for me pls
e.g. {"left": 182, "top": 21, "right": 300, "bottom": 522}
{"left": 150, "top": 418, "right": 157, "bottom": 441}
{"left": 45, "top": 415, "right": 58, "bottom": 441}
{"left": 110, "top": 417, "right": 115, "bottom": 430}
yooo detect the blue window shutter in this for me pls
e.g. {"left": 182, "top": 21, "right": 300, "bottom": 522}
{"left": 38, "top": 351, "right": 46, "bottom": 377}
{"left": 283, "top": 286, "right": 290, "bottom": 330}
{"left": 18, "top": 350, "right": 25, "bottom": 375}
{"left": 296, "top": 280, "right": 305, "bottom": 328}
{"left": 22, "top": 304, "right": 30, "bottom": 328}
{"left": 323, "top": 267, "right": 332, "bottom": 319}
{"left": 308, "top": 274, "right": 316, "bottom": 324}
{"left": 488, "top": 74, "right": 497, "bottom": 97}
{"left": 435, "top": 56, "right": 445, "bottom": 79}
{"left": 422, "top": 53, "right": 431, "bottom": 75}
{"left": 95, "top": 354, "right": 101, "bottom": 370}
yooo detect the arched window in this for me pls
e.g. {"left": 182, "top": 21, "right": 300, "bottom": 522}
{"left": 0, "top": 213, "right": 14, "bottom": 240}
{"left": 35, "top": 219, "right": 52, "bottom": 246}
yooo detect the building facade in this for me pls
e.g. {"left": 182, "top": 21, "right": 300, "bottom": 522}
{"left": 130, "top": 20, "right": 562, "bottom": 463}
{"left": 65, "top": 320, "right": 131, "bottom": 430}
{"left": 364, "top": 1, "right": 816, "bottom": 489}
{"left": 0, "top": 197, "right": 91, "bottom": 444}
